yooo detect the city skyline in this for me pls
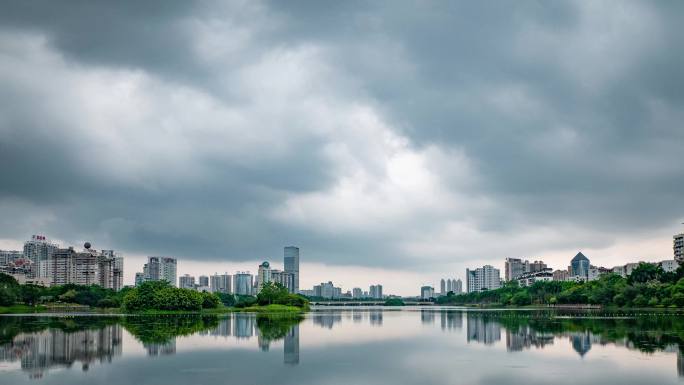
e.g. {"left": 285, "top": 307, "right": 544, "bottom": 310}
{"left": 1, "top": 232, "right": 683, "bottom": 296}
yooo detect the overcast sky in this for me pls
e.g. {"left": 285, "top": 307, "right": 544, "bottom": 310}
{"left": 1, "top": 1, "right": 682, "bottom": 295}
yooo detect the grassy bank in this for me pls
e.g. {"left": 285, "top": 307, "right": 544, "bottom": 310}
{"left": 0, "top": 304, "right": 47, "bottom": 314}
{"left": 236, "top": 304, "right": 308, "bottom": 313}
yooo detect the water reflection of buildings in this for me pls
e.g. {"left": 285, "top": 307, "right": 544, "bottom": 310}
{"left": 421, "top": 309, "right": 435, "bottom": 325}
{"left": 284, "top": 324, "right": 299, "bottom": 365}
{"left": 0, "top": 325, "right": 122, "bottom": 379}
{"left": 569, "top": 332, "right": 592, "bottom": 357}
{"left": 234, "top": 314, "right": 256, "bottom": 338}
{"left": 200, "top": 316, "right": 232, "bottom": 337}
{"left": 352, "top": 310, "right": 363, "bottom": 323}
{"left": 505, "top": 326, "right": 554, "bottom": 352}
{"left": 313, "top": 313, "right": 343, "bottom": 329}
{"left": 145, "top": 340, "right": 176, "bottom": 356}
{"left": 439, "top": 311, "right": 463, "bottom": 331}
{"left": 369, "top": 310, "right": 383, "bottom": 326}
{"left": 466, "top": 314, "right": 501, "bottom": 345}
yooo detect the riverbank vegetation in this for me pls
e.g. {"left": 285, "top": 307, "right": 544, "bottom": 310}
{"left": 0, "top": 273, "right": 309, "bottom": 314}
{"left": 384, "top": 298, "right": 405, "bottom": 306}
{"left": 437, "top": 263, "right": 684, "bottom": 308}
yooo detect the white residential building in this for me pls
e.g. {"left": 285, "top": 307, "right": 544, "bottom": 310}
{"left": 466, "top": 265, "right": 501, "bottom": 293}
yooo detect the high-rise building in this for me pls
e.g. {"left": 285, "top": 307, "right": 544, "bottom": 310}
{"left": 50, "top": 243, "right": 118, "bottom": 288}
{"left": 505, "top": 258, "right": 547, "bottom": 281}
{"left": 352, "top": 287, "right": 363, "bottom": 298}
{"left": 135, "top": 272, "right": 145, "bottom": 287}
{"left": 369, "top": 284, "right": 383, "bottom": 299}
{"left": 466, "top": 265, "right": 501, "bottom": 293}
{"left": 453, "top": 278, "right": 462, "bottom": 293}
{"left": 271, "top": 270, "right": 296, "bottom": 293}
{"left": 284, "top": 246, "right": 300, "bottom": 293}
{"left": 421, "top": 286, "right": 435, "bottom": 299}
{"left": 102, "top": 250, "right": 124, "bottom": 291}
{"left": 23, "top": 235, "right": 58, "bottom": 279}
{"left": 570, "top": 252, "right": 590, "bottom": 279}
{"left": 505, "top": 258, "right": 524, "bottom": 282}
{"left": 314, "top": 281, "right": 337, "bottom": 299}
{"left": 179, "top": 274, "right": 195, "bottom": 289}
{"left": 198, "top": 275, "right": 209, "bottom": 287}
{"left": 210, "top": 273, "right": 232, "bottom": 293}
{"left": 140, "top": 257, "right": 177, "bottom": 286}
{"left": 440, "top": 279, "right": 446, "bottom": 295}
{"left": 256, "top": 261, "right": 271, "bottom": 293}
{"left": 233, "top": 272, "right": 253, "bottom": 295}
{"left": 675, "top": 233, "right": 684, "bottom": 263}
{"left": 0, "top": 250, "right": 24, "bottom": 268}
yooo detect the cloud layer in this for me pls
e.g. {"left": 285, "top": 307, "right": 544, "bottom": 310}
{"left": 1, "top": 1, "right": 682, "bottom": 291}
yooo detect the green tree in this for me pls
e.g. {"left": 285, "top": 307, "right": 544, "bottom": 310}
{"left": 628, "top": 263, "right": 664, "bottom": 285}
{"left": 201, "top": 291, "right": 220, "bottom": 309}
{"left": 511, "top": 292, "right": 532, "bottom": 306}
{"left": 19, "top": 285, "right": 43, "bottom": 306}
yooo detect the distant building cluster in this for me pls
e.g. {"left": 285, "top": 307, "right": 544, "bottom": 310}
{"left": 135, "top": 256, "right": 177, "bottom": 287}
{"left": 424, "top": 230, "right": 684, "bottom": 296}
{"left": 159, "top": 246, "right": 301, "bottom": 296}
{"left": 302, "top": 283, "right": 384, "bottom": 300}
{"left": 0, "top": 235, "right": 123, "bottom": 290}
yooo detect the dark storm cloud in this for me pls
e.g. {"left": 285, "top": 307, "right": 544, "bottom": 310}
{"left": 0, "top": 1, "right": 682, "bottom": 268}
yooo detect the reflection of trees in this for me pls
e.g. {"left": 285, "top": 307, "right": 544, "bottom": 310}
{"left": 122, "top": 315, "right": 220, "bottom": 344}
{"left": 254, "top": 314, "right": 303, "bottom": 365}
{"left": 465, "top": 310, "right": 684, "bottom": 366}
{"left": 255, "top": 314, "right": 303, "bottom": 344}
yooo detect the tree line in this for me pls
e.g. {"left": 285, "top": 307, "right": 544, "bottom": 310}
{"left": 0, "top": 273, "right": 308, "bottom": 312}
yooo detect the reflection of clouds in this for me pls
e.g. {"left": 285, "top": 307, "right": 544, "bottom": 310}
{"left": 0, "top": 324, "right": 122, "bottom": 379}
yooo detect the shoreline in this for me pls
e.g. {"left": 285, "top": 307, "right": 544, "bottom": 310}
{"left": 0, "top": 304, "right": 307, "bottom": 316}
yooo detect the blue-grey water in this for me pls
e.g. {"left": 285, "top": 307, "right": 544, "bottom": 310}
{"left": 1, "top": 307, "right": 684, "bottom": 384}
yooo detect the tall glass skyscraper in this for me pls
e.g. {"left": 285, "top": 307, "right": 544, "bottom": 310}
{"left": 284, "top": 246, "right": 299, "bottom": 293}
{"left": 570, "top": 252, "right": 590, "bottom": 278}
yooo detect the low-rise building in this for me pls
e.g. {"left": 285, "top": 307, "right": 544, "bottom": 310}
{"left": 517, "top": 268, "right": 553, "bottom": 287}
{"left": 660, "top": 259, "right": 679, "bottom": 273}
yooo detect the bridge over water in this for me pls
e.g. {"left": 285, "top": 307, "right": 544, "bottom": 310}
{"left": 310, "top": 301, "right": 434, "bottom": 306}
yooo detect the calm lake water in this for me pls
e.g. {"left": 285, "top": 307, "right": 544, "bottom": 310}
{"left": 1, "top": 307, "right": 684, "bottom": 384}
